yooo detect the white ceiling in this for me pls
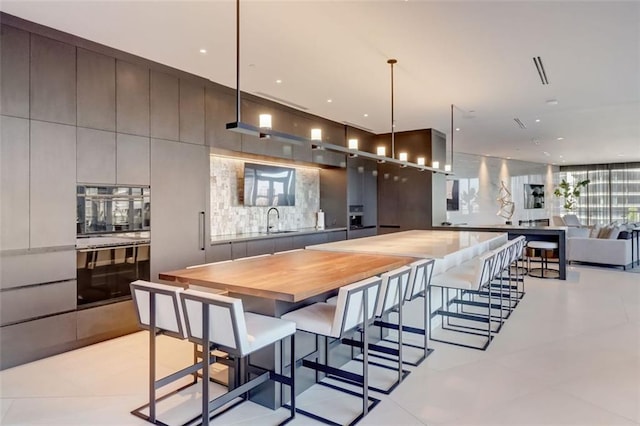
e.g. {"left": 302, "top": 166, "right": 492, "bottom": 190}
{"left": 2, "top": 1, "right": 639, "bottom": 166}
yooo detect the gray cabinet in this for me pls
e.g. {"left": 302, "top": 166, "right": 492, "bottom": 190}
{"left": 30, "top": 121, "right": 76, "bottom": 248}
{"left": 77, "top": 48, "right": 116, "bottom": 131}
{"left": 77, "top": 128, "right": 116, "bottom": 184}
{"left": 116, "top": 60, "right": 150, "bottom": 136}
{"left": 205, "top": 88, "right": 241, "bottom": 151}
{"left": 0, "top": 280, "right": 76, "bottom": 326}
{"left": 1, "top": 25, "right": 30, "bottom": 118}
{"left": 1, "top": 116, "right": 30, "bottom": 250}
{"left": 150, "top": 71, "right": 179, "bottom": 141}
{"left": 207, "top": 243, "right": 232, "bottom": 263}
{"left": 150, "top": 139, "right": 207, "bottom": 280}
{"left": 231, "top": 241, "right": 247, "bottom": 259}
{"left": 246, "top": 239, "right": 275, "bottom": 257}
{"left": 180, "top": 80, "right": 205, "bottom": 145}
{"left": 30, "top": 34, "right": 76, "bottom": 125}
{"left": 116, "top": 133, "right": 150, "bottom": 185}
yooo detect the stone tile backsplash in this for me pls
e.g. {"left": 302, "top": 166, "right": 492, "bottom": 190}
{"left": 210, "top": 156, "right": 320, "bottom": 236}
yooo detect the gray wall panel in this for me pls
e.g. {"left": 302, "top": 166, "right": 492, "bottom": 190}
{"left": 0, "top": 116, "right": 30, "bottom": 250}
{"left": 30, "top": 121, "right": 76, "bottom": 248}
{"left": 30, "top": 34, "right": 76, "bottom": 125}
{"left": 77, "top": 48, "right": 116, "bottom": 131}
{"left": 0, "top": 25, "right": 30, "bottom": 118}
{"left": 77, "top": 127, "right": 116, "bottom": 184}
{"left": 116, "top": 60, "right": 149, "bottom": 136}
{"left": 150, "top": 71, "right": 179, "bottom": 141}
{"left": 179, "top": 80, "right": 205, "bottom": 144}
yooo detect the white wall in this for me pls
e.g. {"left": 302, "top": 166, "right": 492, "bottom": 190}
{"left": 210, "top": 155, "right": 320, "bottom": 235}
{"left": 446, "top": 152, "right": 559, "bottom": 226}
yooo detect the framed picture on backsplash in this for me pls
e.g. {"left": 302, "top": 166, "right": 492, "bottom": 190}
{"left": 524, "top": 184, "right": 545, "bottom": 209}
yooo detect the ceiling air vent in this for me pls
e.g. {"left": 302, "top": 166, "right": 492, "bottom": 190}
{"left": 514, "top": 118, "right": 527, "bottom": 129}
{"left": 533, "top": 56, "right": 549, "bottom": 85}
{"left": 254, "top": 92, "right": 309, "bottom": 111}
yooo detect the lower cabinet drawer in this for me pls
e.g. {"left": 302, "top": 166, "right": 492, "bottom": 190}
{"left": 0, "top": 280, "right": 76, "bottom": 326}
{"left": 76, "top": 299, "right": 138, "bottom": 340}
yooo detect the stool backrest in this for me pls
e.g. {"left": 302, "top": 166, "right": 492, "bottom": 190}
{"left": 406, "top": 258, "right": 435, "bottom": 301}
{"left": 332, "top": 276, "right": 382, "bottom": 338}
{"left": 130, "top": 280, "right": 188, "bottom": 339}
{"left": 376, "top": 266, "right": 411, "bottom": 317}
{"left": 180, "top": 289, "right": 249, "bottom": 356}
{"left": 473, "top": 251, "right": 496, "bottom": 290}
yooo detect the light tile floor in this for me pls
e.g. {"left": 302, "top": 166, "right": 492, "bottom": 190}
{"left": 1, "top": 264, "right": 639, "bottom": 425}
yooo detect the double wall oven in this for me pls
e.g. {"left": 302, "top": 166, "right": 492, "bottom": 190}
{"left": 76, "top": 185, "right": 150, "bottom": 307}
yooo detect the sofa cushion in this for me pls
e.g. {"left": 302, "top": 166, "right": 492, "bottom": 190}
{"left": 562, "top": 214, "right": 582, "bottom": 226}
{"left": 608, "top": 226, "right": 621, "bottom": 239}
{"left": 589, "top": 224, "right": 602, "bottom": 238}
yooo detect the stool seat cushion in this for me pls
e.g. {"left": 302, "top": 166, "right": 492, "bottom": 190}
{"left": 528, "top": 241, "right": 558, "bottom": 250}
{"left": 245, "top": 312, "right": 296, "bottom": 353}
{"left": 281, "top": 303, "right": 335, "bottom": 337}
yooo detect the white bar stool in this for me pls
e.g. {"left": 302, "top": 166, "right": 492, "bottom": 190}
{"left": 180, "top": 289, "right": 296, "bottom": 426}
{"left": 527, "top": 240, "right": 559, "bottom": 279}
{"left": 281, "top": 276, "right": 382, "bottom": 425}
{"left": 129, "top": 280, "right": 202, "bottom": 425}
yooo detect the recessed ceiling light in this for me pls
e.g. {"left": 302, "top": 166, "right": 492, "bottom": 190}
{"left": 363, "top": 113, "right": 368, "bottom": 117}
{"left": 327, "top": 99, "right": 332, "bottom": 103}
{"left": 617, "top": 153, "right": 625, "bottom": 157}
{"left": 559, "top": 155, "right": 563, "bottom": 158}
{"left": 455, "top": 127, "right": 460, "bottom": 131}
{"left": 543, "top": 151, "right": 551, "bottom": 156}
{"left": 562, "top": 160, "right": 566, "bottom": 163}
{"left": 199, "top": 48, "right": 207, "bottom": 54}
{"left": 535, "top": 119, "right": 541, "bottom": 123}
{"left": 557, "top": 137, "right": 564, "bottom": 141}
{"left": 546, "top": 99, "right": 559, "bottom": 106}
{"left": 507, "top": 157, "right": 512, "bottom": 159}
{"left": 275, "top": 79, "right": 282, "bottom": 84}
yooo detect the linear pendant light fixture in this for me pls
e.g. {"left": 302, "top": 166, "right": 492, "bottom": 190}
{"left": 224, "top": 1, "right": 450, "bottom": 174}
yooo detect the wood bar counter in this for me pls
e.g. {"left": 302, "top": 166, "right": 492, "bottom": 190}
{"left": 160, "top": 249, "right": 415, "bottom": 302}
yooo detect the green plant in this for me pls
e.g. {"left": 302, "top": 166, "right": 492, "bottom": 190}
{"left": 553, "top": 178, "right": 590, "bottom": 210}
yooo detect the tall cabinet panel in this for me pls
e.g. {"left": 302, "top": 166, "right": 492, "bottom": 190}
{"left": 151, "top": 139, "right": 207, "bottom": 280}
{"left": 0, "top": 25, "right": 30, "bottom": 118}
{"left": 150, "top": 71, "right": 179, "bottom": 141}
{"left": 77, "top": 48, "right": 116, "bottom": 131}
{"left": 116, "top": 133, "right": 150, "bottom": 185}
{"left": 0, "top": 116, "right": 30, "bottom": 250}
{"left": 30, "top": 121, "right": 76, "bottom": 248}
{"left": 30, "top": 34, "right": 76, "bottom": 125}
{"left": 116, "top": 60, "right": 149, "bottom": 136}
{"left": 77, "top": 127, "right": 116, "bottom": 184}
{"left": 179, "top": 80, "right": 205, "bottom": 145}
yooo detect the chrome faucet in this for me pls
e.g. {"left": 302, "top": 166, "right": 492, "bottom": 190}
{"left": 267, "top": 207, "right": 280, "bottom": 233}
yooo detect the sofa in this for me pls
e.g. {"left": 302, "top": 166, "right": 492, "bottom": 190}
{"left": 563, "top": 215, "right": 635, "bottom": 269}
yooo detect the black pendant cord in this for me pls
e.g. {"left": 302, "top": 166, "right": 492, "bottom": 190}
{"left": 235, "top": 0, "right": 241, "bottom": 123}
{"left": 388, "top": 59, "right": 397, "bottom": 159}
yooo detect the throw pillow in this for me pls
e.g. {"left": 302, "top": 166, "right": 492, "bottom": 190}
{"left": 589, "top": 224, "right": 601, "bottom": 238}
{"left": 597, "top": 225, "right": 612, "bottom": 239}
{"left": 608, "top": 226, "right": 621, "bottom": 239}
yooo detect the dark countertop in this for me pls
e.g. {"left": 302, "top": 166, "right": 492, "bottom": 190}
{"left": 210, "top": 227, "right": 348, "bottom": 244}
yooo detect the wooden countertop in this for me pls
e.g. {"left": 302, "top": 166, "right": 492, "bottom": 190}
{"left": 159, "top": 249, "right": 415, "bottom": 303}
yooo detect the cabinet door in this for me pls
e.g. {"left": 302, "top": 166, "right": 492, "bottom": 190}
{"left": 30, "top": 121, "right": 76, "bottom": 248}
{"left": 30, "top": 34, "right": 76, "bottom": 125}
{"left": 77, "top": 48, "right": 116, "bottom": 131}
{"left": 180, "top": 80, "right": 205, "bottom": 145}
{"left": 0, "top": 116, "right": 30, "bottom": 250}
{"left": 77, "top": 128, "right": 116, "bottom": 184}
{"left": 1, "top": 25, "right": 30, "bottom": 118}
{"left": 151, "top": 139, "right": 207, "bottom": 280}
{"left": 205, "top": 88, "right": 241, "bottom": 151}
{"left": 150, "top": 71, "right": 179, "bottom": 141}
{"left": 116, "top": 133, "right": 150, "bottom": 185}
{"left": 116, "top": 60, "right": 150, "bottom": 136}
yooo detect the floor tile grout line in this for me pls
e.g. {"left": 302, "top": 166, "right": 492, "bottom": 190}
{"left": 551, "top": 386, "right": 640, "bottom": 425}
